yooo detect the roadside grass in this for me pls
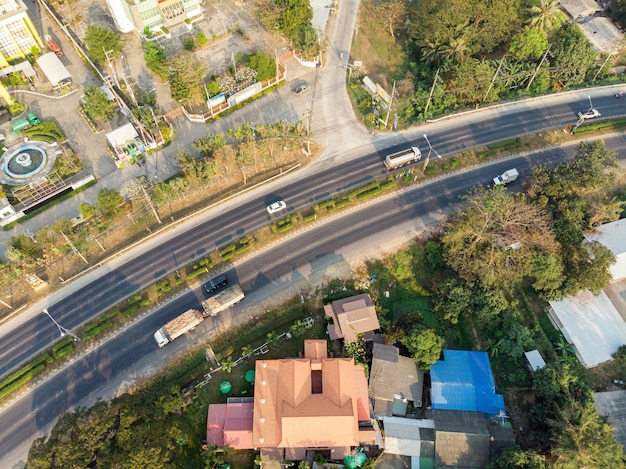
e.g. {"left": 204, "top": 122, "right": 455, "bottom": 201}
{"left": 350, "top": 0, "right": 406, "bottom": 84}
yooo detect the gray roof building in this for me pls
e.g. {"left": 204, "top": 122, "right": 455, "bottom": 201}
{"left": 429, "top": 410, "right": 491, "bottom": 469}
{"left": 369, "top": 343, "right": 423, "bottom": 417}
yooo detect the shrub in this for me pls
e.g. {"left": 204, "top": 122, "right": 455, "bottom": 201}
{"left": 0, "top": 364, "right": 45, "bottom": 399}
{"left": 183, "top": 36, "right": 196, "bottom": 51}
{"left": 278, "top": 223, "right": 295, "bottom": 233}
{"left": 52, "top": 337, "right": 74, "bottom": 354}
{"left": 335, "top": 199, "right": 351, "bottom": 209}
{"left": 303, "top": 213, "right": 316, "bottom": 222}
{"left": 121, "top": 305, "right": 139, "bottom": 318}
{"left": 196, "top": 31, "right": 208, "bottom": 45}
{"left": 380, "top": 179, "right": 396, "bottom": 190}
{"left": 235, "top": 244, "right": 251, "bottom": 254}
{"left": 186, "top": 268, "right": 206, "bottom": 280}
{"left": 219, "top": 245, "right": 236, "bottom": 257}
{"left": 53, "top": 344, "right": 74, "bottom": 359}
{"left": 101, "top": 308, "right": 120, "bottom": 321}
{"left": 85, "top": 321, "right": 113, "bottom": 339}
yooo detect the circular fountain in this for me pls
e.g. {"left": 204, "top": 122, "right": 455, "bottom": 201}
{"left": 0, "top": 140, "right": 59, "bottom": 185}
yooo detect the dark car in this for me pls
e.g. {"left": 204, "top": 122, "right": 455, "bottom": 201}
{"left": 204, "top": 274, "right": 228, "bottom": 294}
{"left": 293, "top": 83, "right": 310, "bottom": 96}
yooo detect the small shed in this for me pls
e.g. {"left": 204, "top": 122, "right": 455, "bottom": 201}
{"left": 524, "top": 350, "right": 546, "bottom": 372}
{"left": 35, "top": 52, "right": 72, "bottom": 89}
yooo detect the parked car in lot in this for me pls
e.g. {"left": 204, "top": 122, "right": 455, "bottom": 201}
{"left": 266, "top": 200, "right": 287, "bottom": 214}
{"left": 577, "top": 109, "right": 601, "bottom": 120}
{"left": 293, "top": 83, "right": 310, "bottom": 96}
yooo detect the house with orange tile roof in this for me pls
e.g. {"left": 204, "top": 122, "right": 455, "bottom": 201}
{"left": 206, "top": 340, "right": 375, "bottom": 463}
{"left": 324, "top": 294, "right": 380, "bottom": 342}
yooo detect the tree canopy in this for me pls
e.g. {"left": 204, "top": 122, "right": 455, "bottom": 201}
{"left": 82, "top": 85, "right": 115, "bottom": 121}
{"left": 84, "top": 25, "right": 125, "bottom": 65}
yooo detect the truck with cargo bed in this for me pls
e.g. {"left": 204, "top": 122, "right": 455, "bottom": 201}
{"left": 154, "top": 308, "right": 204, "bottom": 347}
{"left": 201, "top": 284, "right": 245, "bottom": 317}
{"left": 493, "top": 168, "right": 519, "bottom": 186}
{"left": 383, "top": 147, "right": 421, "bottom": 170}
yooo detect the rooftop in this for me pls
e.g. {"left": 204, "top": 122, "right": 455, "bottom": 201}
{"left": 549, "top": 289, "right": 626, "bottom": 367}
{"left": 324, "top": 294, "right": 380, "bottom": 342}
{"left": 430, "top": 350, "right": 505, "bottom": 415}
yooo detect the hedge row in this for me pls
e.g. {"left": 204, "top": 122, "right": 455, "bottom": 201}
{"left": 0, "top": 353, "right": 50, "bottom": 391}
{"left": 335, "top": 199, "right": 351, "bottom": 209}
{"left": 235, "top": 243, "right": 251, "bottom": 254}
{"left": 101, "top": 308, "right": 120, "bottom": 322}
{"left": 349, "top": 181, "right": 379, "bottom": 199}
{"left": 128, "top": 295, "right": 143, "bottom": 305}
{"left": 219, "top": 245, "right": 236, "bottom": 257}
{"left": 85, "top": 320, "right": 113, "bottom": 339}
{"left": 53, "top": 344, "right": 74, "bottom": 359}
{"left": 356, "top": 187, "right": 382, "bottom": 200}
{"left": 186, "top": 268, "right": 206, "bottom": 280}
{"left": 121, "top": 305, "right": 139, "bottom": 318}
{"left": 277, "top": 223, "right": 295, "bottom": 233}
{"left": 315, "top": 201, "right": 335, "bottom": 212}
{"left": 380, "top": 179, "right": 396, "bottom": 190}
{"left": 52, "top": 337, "right": 74, "bottom": 354}
{"left": 0, "top": 364, "right": 45, "bottom": 400}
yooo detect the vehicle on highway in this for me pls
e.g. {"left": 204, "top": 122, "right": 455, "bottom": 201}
{"left": 153, "top": 308, "right": 204, "bottom": 347}
{"left": 267, "top": 200, "right": 287, "bottom": 214}
{"left": 202, "top": 284, "right": 245, "bottom": 316}
{"left": 493, "top": 168, "right": 519, "bottom": 186}
{"left": 383, "top": 147, "right": 422, "bottom": 170}
{"left": 577, "top": 109, "right": 601, "bottom": 120}
{"left": 293, "top": 83, "right": 310, "bottom": 96}
{"left": 204, "top": 274, "right": 228, "bottom": 294}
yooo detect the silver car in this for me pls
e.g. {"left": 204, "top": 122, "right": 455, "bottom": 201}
{"left": 577, "top": 109, "right": 601, "bottom": 120}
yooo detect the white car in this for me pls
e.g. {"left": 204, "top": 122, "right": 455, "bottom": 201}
{"left": 266, "top": 200, "right": 287, "bottom": 214}
{"left": 577, "top": 109, "right": 601, "bottom": 120}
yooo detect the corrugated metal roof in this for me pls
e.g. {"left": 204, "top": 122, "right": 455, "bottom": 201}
{"left": 430, "top": 351, "right": 505, "bottom": 414}
{"left": 36, "top": 52, "right": 71, "bottom": 87}
{"left": 549, "top": 290, "right": 626, "bottom": 367}
{"left": 586, "top": 220, "right": 626, "bottom": 280}
{"left": 524, "top": 350, "right": 546, "bottom": 371}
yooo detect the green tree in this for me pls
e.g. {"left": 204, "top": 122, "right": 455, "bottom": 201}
{"left": 344, "top": 341, "right": 366, "bottom": 364}
{"left": 442, "top": 186, "right": 559, "bottom": 292}
{"left": 509, "top": 27, "right": 548, "bottom": 61}
{"left": 550, "top": 22, "right": 596, "bottom": 88}
{"left": 446, "top": 59, "right": 500, "bottom": 105}
{"left": 549, "top": 401, "right": 626, "bottom": 468}
{"left": 82, "top": 85, "right": 115, "bottom": 120}
{"left": 275, "top": 0, "right": 313, "bottom": 42}
{"left": 220, "top": 356, "right": 236, "bottom": 373}
{"left": 183, "top": 35, "right": 196, "bottom": 51}
{"left": 192, "top": 134, "right": 226, "bottom": 158}
{"left": 168, "top": 53, "right": 208, "bottom": 103}
{"left": 144, "top": 41, "right": 168, "bottom": 77}
{"left": 84, "top": 25, "right": 125, "bottom": 64}
{"left": 376, "top": 1, "right": 407, "bottom": 39}
{"left": 528, "top": 0, "right": 564, "bottom": 32}
{"left": 247, "top": 51, "right": 277, "bottom": 81}
{"left": 487, "top": 446, "right": 547, "bottom": 469}
{"left": 96, "top": 188, "right": 125, "bottom": 216}
{"left": 201, "top": 444, "right": 230, "bottom": 468}
{"left": 78, "top": 202, "right": 96, "bottom": 220}
{"left": 401, "top": 326, "right": 444, "bottom": 370}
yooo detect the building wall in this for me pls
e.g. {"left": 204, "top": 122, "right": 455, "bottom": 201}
{"left": 0, "top": 0, "right": 43, "bottom": 64}
{"left": 111, "top": 0, "right": 202, "bottom": 33}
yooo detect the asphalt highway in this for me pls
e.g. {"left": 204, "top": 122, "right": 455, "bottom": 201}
{"left": 1, "top": 94, "right": 626, "bottom": 378}
{"left": 2, "top": 134, "right": 626, "bottom": 465}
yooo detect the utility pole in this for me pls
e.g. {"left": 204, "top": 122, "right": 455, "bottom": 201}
{"left": 527, "top": 45, "right": 551, "bottom": 90}
{"left": 60, "top": 230, "right": 88, "bottom": 264}
{"left": 383, "top": 81, "right": 396, "bottom": 129}
{"left": 424, "top": 68, "right": 440, "bottom": 115}
{"left": 484, "top": 58, "right": 505, "bottom": 102}
{"left": 140, "top": 183, "right": 162, "bottom": 224}
{"left": 232, "top": 52, "right": 238, "bottom": 77}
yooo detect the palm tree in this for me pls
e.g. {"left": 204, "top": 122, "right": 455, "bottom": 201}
{"left": 528, "top": 0, "right": 562, "bottom": 32}
{"left": 422, "top": 38, "right": 446, "bottom": 67}
{"left": 290, "top": 320, "right": 306, "bottom": 337}
{"left": 440, "top": 36, "right": 470, "bottom": 65}
{"left": 266, "top": 331, "right": 280, "bottom": 350}
{"left": 220, "top": 356, "right": 236, "bottom": 374}
{"left": 241, "top": 345, "right": 254, "bottom": 358}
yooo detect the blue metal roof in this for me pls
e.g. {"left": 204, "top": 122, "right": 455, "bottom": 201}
{"left": 430, "top": 350, "right": 505, "bottom": 415}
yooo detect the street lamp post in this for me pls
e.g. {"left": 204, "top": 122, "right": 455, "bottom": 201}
{"left": 43, "top": 309, "right": 80, "bottom": 341}
{"left": 423, "top": 134, "right": 442, "bottom": 159}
